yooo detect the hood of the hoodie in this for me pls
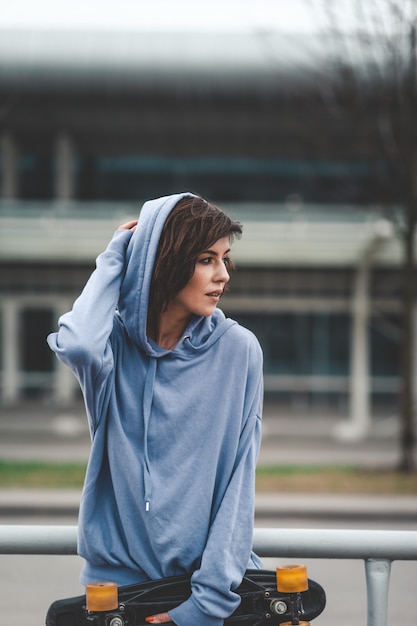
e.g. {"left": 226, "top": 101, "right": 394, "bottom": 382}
{"left": 118, "top": 192, "right": 236, "bottom": 356}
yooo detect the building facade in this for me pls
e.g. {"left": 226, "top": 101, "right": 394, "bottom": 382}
{"left": 0, "top": 28, "right": 412, "bottom": 427}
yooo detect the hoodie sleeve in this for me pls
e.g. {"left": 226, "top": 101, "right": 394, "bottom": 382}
{"left": 169, "top": 347, "right": 263, "bottom": 626}
{"left": 47, "top": 229, "right": 133, "bottom": 430}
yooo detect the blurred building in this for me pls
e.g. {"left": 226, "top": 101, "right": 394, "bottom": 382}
{"left": 0, "top": 28, "right": 409, "bottom": 422}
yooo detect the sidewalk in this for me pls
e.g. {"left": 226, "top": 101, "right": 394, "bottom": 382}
{"left": 0, "top": 489, "right": 416, "bottom": 522}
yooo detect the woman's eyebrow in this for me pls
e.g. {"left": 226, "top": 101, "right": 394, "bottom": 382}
{"left": 202, "top": 248, "right": 231, "bottom": 256}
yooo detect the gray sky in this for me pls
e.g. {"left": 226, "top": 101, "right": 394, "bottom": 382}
{"left": 1, "top": 0, "right": 323, "bottom": 32}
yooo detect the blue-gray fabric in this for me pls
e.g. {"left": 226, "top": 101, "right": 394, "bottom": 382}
{"left": 47, "top": 193, "right": 263, "bottom": 626}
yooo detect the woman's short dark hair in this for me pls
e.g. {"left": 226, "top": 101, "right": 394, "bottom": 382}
{"left": 149, "top": 195, "right": 242, "bottom": 313}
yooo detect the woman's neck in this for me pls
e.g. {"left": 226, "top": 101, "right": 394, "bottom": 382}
{"left": 148, "top": 310, "right": 190, "bottom": 350}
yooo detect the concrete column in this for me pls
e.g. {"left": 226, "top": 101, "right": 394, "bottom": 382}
{"left": 348, "top": 260, "right": 371, "bottom": 437}
{"left": 334, "top": 258, "right": 371, "bottom": 440}
{"left": 334, "top": 220, "right": 393, "bottom": 440}
{"left": 51, "top": 299, "right": 77, "bottom": 404}
{"left": 1, "top": 299, "right": 20, "bottom": 404}
{"left": 0, "top": 132, "right": 18, "bottom": 199}
{"left": 54, "top": 132, "right": 74, "bottom": 200}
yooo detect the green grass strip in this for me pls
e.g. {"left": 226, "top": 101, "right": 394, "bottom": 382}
{"left": 0, "top": 460, "right": 87, "bottom": 488}
{"left": 0, "top": 460, "right": 415, "bottom": 493}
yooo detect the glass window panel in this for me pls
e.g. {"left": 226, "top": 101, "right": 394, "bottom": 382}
{"left": 20, "top": 308, "right": 54, "bottom": 372}
{"left": 19, "top": 153, "right": 53, "bottom": 199}
{"left": 370, "top": 314, "right": 401, "bottom": 376}
{"left": 234, "top": 313, "right": 351, "bottom": 376}
{"left": 76, "top": 155, "right": 386, "bottom": 203}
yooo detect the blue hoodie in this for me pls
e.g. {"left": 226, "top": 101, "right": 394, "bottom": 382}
{"left": 47, "top": 192, "right": 263, "bottom": 626}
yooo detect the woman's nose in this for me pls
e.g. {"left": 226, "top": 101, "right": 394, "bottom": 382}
{"left": 217, "top": 262, "right": 230, "bottom": 283}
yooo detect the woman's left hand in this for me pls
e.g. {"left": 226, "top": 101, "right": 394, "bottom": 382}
{"left": 118, "top": 219, "right": 138, "bottom": 232}
{"left": 145, "top": 611, "right": 172, "bottom": 623}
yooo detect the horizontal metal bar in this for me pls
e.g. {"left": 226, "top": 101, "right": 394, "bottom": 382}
{"left": 254, "top": 528, "right": 417, "bottom": 560}
{"left": 1, "top": 526, "right": 417, "bottom": 560}
{"left": 0, "top": 525, "right": 77, "bottom": 554}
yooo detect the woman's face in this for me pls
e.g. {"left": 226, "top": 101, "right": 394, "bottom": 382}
{"left": 168, "top": 236, "right": 232, "bottom": 319}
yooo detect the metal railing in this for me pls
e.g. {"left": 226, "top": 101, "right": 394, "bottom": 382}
{"left": 1, "top": 525, "right": 416, "bottom": 626}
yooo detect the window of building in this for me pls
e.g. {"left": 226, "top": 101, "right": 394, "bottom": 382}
{"left": 234, "top": 313, "right": 351, "bottom": 376}
{"left": 369, "top": 313, "right": 402, "bottom": 376}
{"left": 21, "top": 308, "right": 54, "bottom": 372}
{"left": 235, "top": 311, "right": 402, "bottom": 382}
{"left": 76, "top": 155, "right": 384, "bottom": 203}
{"left": 19, "top": 153, "right": 53, "bottom": 200}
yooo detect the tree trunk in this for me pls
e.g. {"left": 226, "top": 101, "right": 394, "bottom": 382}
{"left": 399, "top": 202, "right": 416, "bottom": 472}
{"left": 398, "top": 23, "right": 417, "bottom": 473}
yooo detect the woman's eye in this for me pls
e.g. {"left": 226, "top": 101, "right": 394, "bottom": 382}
{"left": 199, "top": 256, "right": 232, "bottom": 266}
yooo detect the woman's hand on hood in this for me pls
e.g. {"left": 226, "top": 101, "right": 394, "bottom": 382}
{"left": 118, "top": 219, "right": 138, "bottom": 232}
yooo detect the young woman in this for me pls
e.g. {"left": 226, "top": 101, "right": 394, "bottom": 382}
{"left": 47, "top": 192, "right": 264, "bottom": 626}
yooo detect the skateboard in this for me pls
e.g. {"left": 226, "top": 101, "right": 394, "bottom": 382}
{"left": 46, "top": 564, "right": 326, "bottom": 626}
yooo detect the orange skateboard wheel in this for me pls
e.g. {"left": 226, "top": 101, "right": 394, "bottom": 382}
{"left": 86, "top": 582, "right": 118, "bottom": 611}
{"left": 276, "top": 564, "right": 308, "bottom": 593}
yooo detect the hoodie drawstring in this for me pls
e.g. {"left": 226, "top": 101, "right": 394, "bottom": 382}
{"left": 143, "top": 356, "right": 157, "bottom": 511}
